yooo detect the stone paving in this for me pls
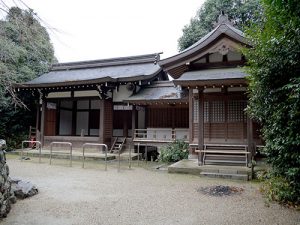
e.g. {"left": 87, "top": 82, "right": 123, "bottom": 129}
{"left": 1, "top": 155, "right": 300, "bottom": 225}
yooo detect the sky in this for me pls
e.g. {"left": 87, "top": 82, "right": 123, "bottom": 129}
{"left": 3, "top": 0, "right": 205, "bottom": 63}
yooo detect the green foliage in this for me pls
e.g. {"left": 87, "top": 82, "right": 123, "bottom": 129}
{"left": 258, "top": 170, "right": 299, "bottom": 205}
{"left": 243, "top": 0, "right": 300, "bottom": 204}
{"left": 158, "top": 140, "right": 189, "bottom": 163}
{"left": 0, "top": 7, "right": 56, "bottom": 149}
{"left": 178, "top": 0, "right": 263, "bottom": 51}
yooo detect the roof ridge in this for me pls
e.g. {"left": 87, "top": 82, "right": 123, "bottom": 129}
{"left": 52, "top": 53, "right": 162, "bottom": 71}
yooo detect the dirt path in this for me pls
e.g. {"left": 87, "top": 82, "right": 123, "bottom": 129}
{"left": 2, "top": 157, "right": 300, "bottom": 225}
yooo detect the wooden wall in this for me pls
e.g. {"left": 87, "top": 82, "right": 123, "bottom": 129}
{"left": 45, "top": 108, "right": 56, "bottom": 136}
{"left": 146, "top": 105, "right": 188, "bottom": 128}
{"left": 191, "top": 92, "right": 260, "bottom": 144}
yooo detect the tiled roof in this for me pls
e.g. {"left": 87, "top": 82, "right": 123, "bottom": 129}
{"left": 21, "top": 53, "right": 163, "bottom": 88}
{"left": 124, "top": 81, "right": 188, "bottom": 102}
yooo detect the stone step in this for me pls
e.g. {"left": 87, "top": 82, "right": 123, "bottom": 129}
{"left": 200, "top": 172, "right": 249, "bottom": 181}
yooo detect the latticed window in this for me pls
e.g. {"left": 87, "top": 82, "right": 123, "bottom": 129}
{"left": 193, "top": 99, "right": 198, "bottom": 123}
{"left": 228, "top": 100, "right": 247, "bottom": 122}
{"left": 211, "top": 101, "right": 225, "bottom": 123}
{"left": 204, "top": 101, "right": 209, "bottom": 122}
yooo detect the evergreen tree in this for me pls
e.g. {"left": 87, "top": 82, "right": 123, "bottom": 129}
{"left": 243, "top": 0, "right": 300, "bottom": 204}
{"left": 0, "top": 7, "right": 56, "bottom": 148}
{"left": 178, "top": 0, "right": 263, "bottom": 51}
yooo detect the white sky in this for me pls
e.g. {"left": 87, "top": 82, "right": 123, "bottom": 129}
{"left": 3, "top": 0, "right": 205, "bottom": 63}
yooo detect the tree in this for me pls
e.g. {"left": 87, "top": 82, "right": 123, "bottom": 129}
{"left": 0, "top": 7, "right": 56, "bottom": 148}
{"left": 243, "top": 0, "right": 300, "bottom": 204}
{"left": 178, "top": 0, "right": 263, "bottom": 51}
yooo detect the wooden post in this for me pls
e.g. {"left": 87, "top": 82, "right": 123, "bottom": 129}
{"left": 198, "top": 88, "right": 204, "bottom": 164}
{"left": 40, "top": 97, "right": 46, "bottom": 146}
{"left": 35, "top": 103, "right": 40, "bottom": 141}
{"left": 132, "top": 105, "right": 136, "bottom": 138}
{"left": 71, "top": 100, "right": 77, "bottom": 136}
{"left": 99, "top": 100, "right": 104, "bottom": 143}
{"left": 188, "top": 88, "right": 193, "bottom": 143}
{"left": 188, "top": 88, "right": 194, "bottom": 157}
{"left": 247, "top": 116, "right": 254, "bottom": 164}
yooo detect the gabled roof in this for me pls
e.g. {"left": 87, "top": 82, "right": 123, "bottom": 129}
{"left": 124, "top": 81, "right": 188, "bottom": 104}
{"left": 159, "top": 14, "right": 250, "bottom": 78}
{"left": 19, "top": 53, "right": 165, "bottom": 88}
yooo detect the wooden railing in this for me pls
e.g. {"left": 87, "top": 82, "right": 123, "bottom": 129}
{"left": 133, "top": 128, "right": 189, "bottom": 143}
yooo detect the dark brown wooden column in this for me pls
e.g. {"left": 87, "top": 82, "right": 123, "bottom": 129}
{"left": 188, "top": 88, "right": 193, "bottom": 143}
{"left": 35, "top": 103, "right": 40, "bottom": 141}
{"left": 132, "top": 105, "right": 136, "bottom": 138}
{"left": 40, "top": 98, "right": 46, "bottom": 146}
{"left": 99, "top": 100, "right": 104, "bottom": 143}
{"left": 198, "top": 88, "right": 204, "bottom": 164}
{"left": 247, "top": 116, "right": 254, "bottom": 161}
{"left": 198, "top": 88, "right": 204, "bottom": 149}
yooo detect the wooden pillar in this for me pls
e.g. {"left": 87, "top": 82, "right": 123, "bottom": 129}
{"left": 188, "top": 88, "right": 194, "bottom": 156}
{"left": 224, "top": 87, "right": 228, "bottom": 142}
{"left": 99, "top": 100, "right": 105, "bottom": 143}
{"left": 198, "top": 88, "right": 204, "bottom": 165}
{"left": 247, "top": 116, "right": 254, "bottom": 160}
{"left": 188, "top": 88, "right": 194, "bottom": 143}
{"left": 132, "top": 105, "right": 136, "bottom": 138}
{"left": 71, "top": 100, "right": 76, "bottom": 136}
{"left": 40, "top": 97, "right": 46, "bottom": 146}
{"left": 198, "top": 88, "right": 204, "bottom": 150}
{"left": 35, "top": 103, "right": 40, "bottom": 141}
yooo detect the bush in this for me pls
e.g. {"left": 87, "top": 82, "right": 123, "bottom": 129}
{"left": 258, "top": 170, "right": 300, "bottom": 206}
{"left": 158, "top": 140, "right": 189, "bottom": 163}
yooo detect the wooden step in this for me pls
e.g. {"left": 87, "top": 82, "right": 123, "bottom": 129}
{"left": 200, "top": 172, "right": 248, "bottom": 181}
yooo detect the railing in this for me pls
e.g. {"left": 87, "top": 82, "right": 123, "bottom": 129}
{"left": 82, "top": 143, "right": 108, "bottom": 170}
{"left": 21, "top": 140, "right": 42, "bottom": 163}
{"left": 133, "top": 128, "right": 189, "bottom": 142}
{"left": 50, "top": 142, "right": 72, "bottom": 167}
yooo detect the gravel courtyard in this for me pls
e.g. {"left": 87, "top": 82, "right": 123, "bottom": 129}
{"left": 2, "top": 157, "right": 300, "bottom": 225}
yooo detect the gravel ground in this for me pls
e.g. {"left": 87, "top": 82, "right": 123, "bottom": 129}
{"left": 2, "top": 156, "right": 300, "bottom": 225}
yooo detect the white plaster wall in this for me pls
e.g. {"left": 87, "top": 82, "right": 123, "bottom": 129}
{"left": 74, "top": 90, "right": 99, "bottom": 97}
{"left": 47, "top": 91, "right": 71, "bottom": 98}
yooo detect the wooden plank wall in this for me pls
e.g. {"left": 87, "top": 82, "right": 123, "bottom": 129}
{"left": 192, "top": 92, "right": 255, "bottom": 144}
{"left": 146, "top": 105, "right": 188, "bottom": 128}
{"left": 45, "top": 108, "right": 56, "bottom": 136}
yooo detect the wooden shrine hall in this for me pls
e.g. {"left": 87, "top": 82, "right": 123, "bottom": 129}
{"left": 16, "top": 13, "right": 263, "bottom": 166}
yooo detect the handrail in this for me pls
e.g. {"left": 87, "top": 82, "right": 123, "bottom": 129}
{"left": 50, "top": 142, "right": 72, "bottom": 167}
{"left": 21, "top": 140, "right": 42, "bottom": 163}
{"left": 82, "top": 143, "right": 107, "bottom": 171}
{"left": 110, "top": 137, "right": 118, "bottom": 153}
{"left": 133, "top": 128, "right": 189, "bottom": 142}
